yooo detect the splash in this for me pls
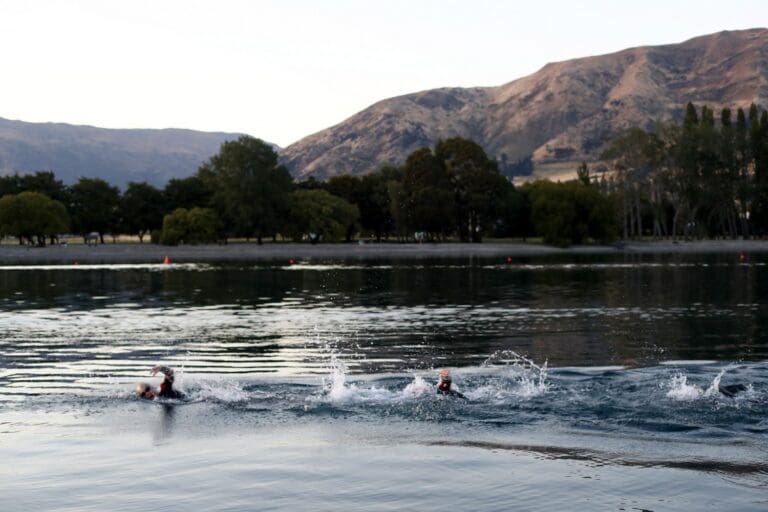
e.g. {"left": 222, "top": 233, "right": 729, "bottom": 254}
{"left": 702, "top": 368, "right": 727, "bottom": 398}
{"left": 188, "top": 378, "right": 250, "bottom": 402}
{"left": 402, "top": 375, "right": 433, "bottom": 397}
{"left": 666, "top": 373, "right": 704, "bottom": 401}
{"left": 665, "top": 367, "right": 741, "bottom": 401}
{"left": 479, "top": 350, "right": 549, "bottom": 398}
{"left": 323, "top": 354, "right": 357, "bottom": 402}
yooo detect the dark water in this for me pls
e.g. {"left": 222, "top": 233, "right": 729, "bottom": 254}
{"left": 1, "top": 255, "right": 767, "bottom": 510}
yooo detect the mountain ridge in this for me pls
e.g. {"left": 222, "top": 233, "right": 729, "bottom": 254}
{"left": 280, "top": 28, "right": 768, "bottom": 181}
{"left": 0, "top": 117, "right": 254, "bottom": 188}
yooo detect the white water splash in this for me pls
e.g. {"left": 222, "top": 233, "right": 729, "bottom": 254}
{"left": 666, "top": 373, "right": 705, "bottom": 401}
{"left": 324, "top": 355, "right": 357, "bottom": 402}
{"left": 402, "top": 375, "right": 433, "bottom": 397}
{"left": 188, "top": 378, "right": 250, "bottom": 402}
{"left": 516, "top": 360, "right": 549, "bottom": 397}
{"left": 476, "top": 350, "right": 549, "bottom": 399}
{"left": 318, "top": 355, "right": 393, "bottom": 404}
{"left": 666, "top": 368, "right": 735, "bottom": 401}
{"left": 703, "top": 369, "right": 727, "bottom": 398}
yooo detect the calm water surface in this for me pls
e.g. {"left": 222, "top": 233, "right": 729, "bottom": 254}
{"left": 1, "top": 254, "right": 767, "bottom": 511}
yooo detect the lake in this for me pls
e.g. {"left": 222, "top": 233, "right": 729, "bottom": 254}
{"left": 1, "top": 254, "right": 767, "bottom": 510}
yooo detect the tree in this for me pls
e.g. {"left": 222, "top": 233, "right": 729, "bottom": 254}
{"left": 734, "top": 107, "right": 752, "bottom": 236}
{"left": 602, "top": 127, "right": 661, "bottom": 239}
{"left": 19, "top": 171, "right": 69, "bottom": 204}
{"left": 360, "top": 166, "right": 401, "bottom": 242}
{"left": 7, "top": 171, "right": 69, "bottom": 244}
{"left": 160, "top": 207, "right": 218, "bottom": 245}
{"left": 326, "top": 175, "right": 364, "bottom": 242}
{"left": 163, "top": 175, "right": 212, "bottom": 212}
{"left": 286, "top": 189, "right": 359, "bottom": 243}
{"left": 387, "top": 179, "right": 409, "bottom": 242}
{"left": 0, "top": 174, "right": 21, "bottom": 197}
{"left": 69, "top": 177, "right": 121, "bottom": 243}
{"left": 488, "top": 179, "right": 528, "bottom": 239}
{"left": 119, "top": 182, "right": 164, "bottom": 242}
{"left": 199, "top": 136, "right": 293, "bottom": 243}
{"left": 749, "top": 106, "right": 768, "bottom": 233}
{"left": 576, "top": 162, "right": 590, "bottom": 186}
{"left": 401, "top": 147, "right": 455, "bottom": 240}
{"left": 0, "top": 191, "right": 69, "bottom": 246}
{"left": 524, "top": 181, "right": 616, "bottom": 247}
{"left": 294, "top": 176, "right": 325, "bottom": 190}
{"left": 435, "top": 137, "right": 506, "bottom": 242}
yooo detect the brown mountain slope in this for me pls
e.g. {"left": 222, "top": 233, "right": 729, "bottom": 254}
{"left": 280, "top": 28, "right": 768, "bottom": 180}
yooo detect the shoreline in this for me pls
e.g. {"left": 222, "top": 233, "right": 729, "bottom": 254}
{"left": 2, "top": 240, "right": 768, "bottom": 264}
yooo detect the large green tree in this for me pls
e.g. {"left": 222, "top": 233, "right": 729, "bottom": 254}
{"left": 199, "top": 136, "right": 293, "bottom": 243}
{"left": 0, "top": 191, "right": 69, "bottom": 246}
{"left": 524, "top": 181, "right": 616, "bottom": 247}
{"left": 0, "top": 171, "right": 70, "bottom": 244}
{"left": 360, "top": 166, "right": 401, "bottom": 242}
{"left": 163, "top": 175, "right": 212, "bottom": 212}
{"left": 286, "top": 189, "right": 359, "bottom": 243}
{"left": 69, "top": 177, "right": 120, "bottom": 243}
{"left": 20, "top": 171, "right": 69, "bottom": 204}
{"left": 435, "top": 137, "right": 509, "bottom": 242}
{"left": 326, "top": 175, "right": 365, "bottom": 242}
{"left": 119, "top": 182, "right": 165, "bottom": 242}
{"left": 160, "top": 207, "right": 218, "bottom": 246}
{"left": 401, "top": 147, "right": 455, "bottom": 240}
{"left": 0, "top": 174, "right": 21, "bottom": 197}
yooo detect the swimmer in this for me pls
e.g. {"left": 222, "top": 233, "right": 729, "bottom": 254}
{"left": 136, "top": 366, "right": 183, "bottom": 400}
{"left": 437, "top": 368, "right": 466, "bottom": 399}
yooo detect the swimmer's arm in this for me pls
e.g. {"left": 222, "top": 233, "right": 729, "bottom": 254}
{"left": 151, "top": 366, "right": 175, "bottom": 381}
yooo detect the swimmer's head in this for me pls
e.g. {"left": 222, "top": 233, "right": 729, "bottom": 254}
{"left": 136, "top": 382, "right": 155, "bottom": 399}
{"left": 440, "top": 368, "right": 451, "bottom": 382}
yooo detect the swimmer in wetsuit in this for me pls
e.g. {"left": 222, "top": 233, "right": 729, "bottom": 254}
{"left": 136, "top": 366, "right": 182, "bottom": 400}
{"left": 437, "top": 368, "right": 466, "bottom": 399}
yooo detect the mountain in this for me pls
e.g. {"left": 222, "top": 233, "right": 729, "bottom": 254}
{"left": 0, "top": 118, "right": 251, "bottom": 188}
{"left": 280, "top": 28, "right": 768, "bottom": 181}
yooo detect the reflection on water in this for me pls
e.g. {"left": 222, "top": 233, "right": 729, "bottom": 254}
{"left": 153, "top": 404, "right": 176, "bottom": 444}
{"left": 2, "top": 254, "right": 768, "bottom": 511}
{"left": 1, "top": 254, "right": 767, "bottom": 398}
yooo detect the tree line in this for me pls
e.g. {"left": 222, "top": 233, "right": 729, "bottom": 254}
{"left": 0, "top": 135, "right": 620, "bottom": 246}
{"left": 601, "top": 102, "right": 768, "bottom": 239}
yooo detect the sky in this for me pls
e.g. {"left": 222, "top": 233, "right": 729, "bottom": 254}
{"left": 0, "top": 0, "right": 766, "bottom": 147}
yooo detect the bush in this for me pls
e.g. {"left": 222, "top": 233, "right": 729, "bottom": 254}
{"left": 524, "top": 181, "right": 617, "bottom": 247}
{"left": 160, "top": 207, "right": 218, "bottom": 245}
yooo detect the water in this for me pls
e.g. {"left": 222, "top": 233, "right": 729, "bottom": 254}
{"left": 2, "top": 254, "right": 767, "bottom": 510}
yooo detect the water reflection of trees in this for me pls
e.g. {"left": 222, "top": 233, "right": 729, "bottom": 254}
{"left": 3, "top": 257, "right": 766, "bottom": 371}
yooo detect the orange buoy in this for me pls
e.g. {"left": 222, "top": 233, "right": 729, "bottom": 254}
{"left": 506, "top": 257, "right": 513, "bottom": 263}
{"left": 739, "top": 254, "right": 746, "bottom": 263}
{"left": 164, "top": 255, "right": 170, "bottom": 265}
{"left": 289, "top": 258, "right": 295, "bottom": 265}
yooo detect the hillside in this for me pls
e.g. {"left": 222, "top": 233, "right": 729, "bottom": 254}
{"left": 0, "top": 118, "right": 247, "bottom": 188}
{"left": 280, "top": 28, "right": 768, "bottom": 181}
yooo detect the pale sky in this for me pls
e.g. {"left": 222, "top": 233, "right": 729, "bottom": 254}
{"left": 1, "top": 0, "right": 766, "bottom": 147}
